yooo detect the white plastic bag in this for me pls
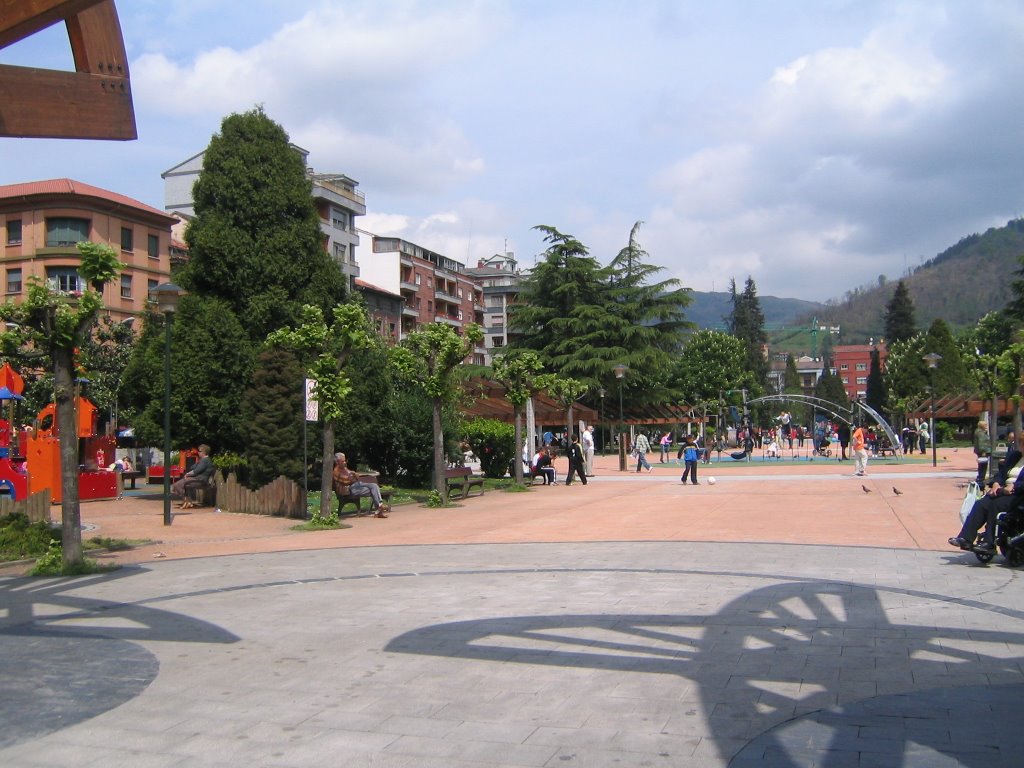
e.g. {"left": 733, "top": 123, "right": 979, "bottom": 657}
{"left": 959, "top": 481, "right": 984, "bottom": 525}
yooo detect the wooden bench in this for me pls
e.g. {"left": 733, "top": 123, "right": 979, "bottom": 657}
{"left": 185, "top": 477, "right": 217, "bottom": 507}
{"left": 445, "top": 467, "right": 485, "bottom": 499}
{"left": 336, "top": 488, "right": 394, "bottom": 515}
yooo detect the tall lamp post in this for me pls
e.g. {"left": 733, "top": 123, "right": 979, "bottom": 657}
{"left": 923, "top": 352, "right": 942, "bottom": 468}
{"left": 614, "top": 364, "right": 628, "bottom": 471}
{"left": 151, "top": 283, "right": 186, "bottom": 526}
{"left": 598, "top": 387, "right": 606, "bottom": 454}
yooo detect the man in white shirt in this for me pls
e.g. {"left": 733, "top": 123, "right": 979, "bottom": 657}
{"left": 582, "top": 425, "right": 596, "bottom": 476}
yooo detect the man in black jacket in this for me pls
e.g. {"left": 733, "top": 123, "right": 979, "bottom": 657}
{"left": 565, "top": 435, "right": 588, "bottom": 486}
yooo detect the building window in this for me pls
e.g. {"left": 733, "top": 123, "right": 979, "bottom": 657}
{"left": 46, "top": 267, "right": 81, "bottom": 293}
{"left": 148, "top": 279, "right": 159, "bottom": 297}
{"left": 331, "top": 210, "right": 348, "bottom": 229}
{"left": 839, "top": 363, "right": 849, "bottom": 371}
{"left": 414, "top": 273, "right": 421, "bottom": 285}
{"left": 120, "top": 226, "right": 134, "bottom": 252}
{"left": 120, "top": 274, "right": 133, "bottom": 298}
{"left": 855, "top": 363, "right": 867, "bottom": 371}
{"left": 5, "top": 219, "right": 22, "bottom": 245}
{"left": 147, "top": 234, "right": 159, "bottom": 258}
{"left": 333, "top": 242, "right": 347, "bottom": 261}
{"left": 45, "top": 217, "right": 89, "bottom": 247}
{"left": 856, "top": 377, "right": 867, "bottom": 386}
{"left": 6, "top": 268, "right": 22, "bottom": 294}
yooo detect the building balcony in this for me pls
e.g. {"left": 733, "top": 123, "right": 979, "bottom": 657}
{"left": 402, "top": 305, "right": 419, "bottom": 317}
{"left": 435, "top": 315, "right": 462, "bottom": 328}
{"left": 400, "top": 280, "right": 419, "bottom": 292}
{"left": 435, "top": 288, "right": 459, "bottom": 303}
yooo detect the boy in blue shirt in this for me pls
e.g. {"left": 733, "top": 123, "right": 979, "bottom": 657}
{"left": 680, "top": 437, "right": 699, "bottom": 485}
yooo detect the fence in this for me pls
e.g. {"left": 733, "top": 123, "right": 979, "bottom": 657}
{"left": 216, "top": 473, "right": 306, "bottom": 518}
{"left": 0, "top": 489, "right": 52, "bottom": 524}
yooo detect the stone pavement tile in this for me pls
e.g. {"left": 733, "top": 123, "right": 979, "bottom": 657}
{"left": 382, "top": 733, "right": 557, "bottom": 766}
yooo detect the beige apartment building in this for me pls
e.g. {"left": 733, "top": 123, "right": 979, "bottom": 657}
{"left": 0, "top": 178, "right": 176, "bottom": 323}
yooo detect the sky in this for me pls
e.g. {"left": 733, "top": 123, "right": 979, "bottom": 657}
{"left": 3, "top": 0, "right": 1023, "bottom": 303}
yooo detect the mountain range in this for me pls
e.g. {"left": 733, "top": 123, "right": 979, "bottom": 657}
{"left": 684, "top": 218, "right": 1024, "bottom": 352}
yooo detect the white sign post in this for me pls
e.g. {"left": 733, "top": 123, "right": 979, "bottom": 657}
{"left": 304, "top": 379, "right": 319, "bottom": 422}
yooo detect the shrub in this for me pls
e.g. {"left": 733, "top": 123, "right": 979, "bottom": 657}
{"left": 0, "top": 512, "right": 60, "bottom": 561}
{"left": 463, "top": 418, "right": 515, "bottom": 478}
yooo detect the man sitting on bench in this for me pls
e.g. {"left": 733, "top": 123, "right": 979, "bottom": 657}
{"left": 332, "top": 452, "right": 388, "bottom": 516}
{"left": 172, "top": 444, "right": 215, "bottom": 509}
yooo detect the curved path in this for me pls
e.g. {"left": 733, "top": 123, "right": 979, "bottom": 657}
{"left": 2, "top": 449, "right": 1021, "bottom": 767}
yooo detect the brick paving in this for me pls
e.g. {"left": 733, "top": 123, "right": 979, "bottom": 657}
{"left": 2, "top": 447, "right": 1021, "bottom": 767}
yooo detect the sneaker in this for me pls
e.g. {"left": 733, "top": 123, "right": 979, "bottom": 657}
{"left": 647, "top": 466, "right": 653, "bottom": 473}
{"left": 948, "top": 536, "right": 971, "bottom": 550}
{"left": 974, "top": 541, "right": 995, "bottom": 553}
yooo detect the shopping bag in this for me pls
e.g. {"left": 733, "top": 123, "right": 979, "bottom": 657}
{"left": 959, "top": 481, "right": 984, "bottom": 525}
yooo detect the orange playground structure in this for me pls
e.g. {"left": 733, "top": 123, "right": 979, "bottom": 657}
{"left": 0, "top": 363, "right": 118, "bottom": 503}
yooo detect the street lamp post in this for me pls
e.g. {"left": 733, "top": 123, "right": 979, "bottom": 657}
{"left": 614, "top": 364, "right": 628, "bottom": 471}
{"left": 151, "top": 283, "right": 186, "bottom": 526}
{"left": 923, "top": 352, "right": 942, "bottom": 468}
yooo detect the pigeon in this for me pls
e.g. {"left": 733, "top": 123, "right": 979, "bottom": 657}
{"left": 893, "top": 487, "right": 903, "bottom": 496}
{"left": 862, "top": 485, "right": 872, "bottom": 493}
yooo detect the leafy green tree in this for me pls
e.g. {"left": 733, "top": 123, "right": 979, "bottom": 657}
{"left": 546, "top": 377, "right": 589, "bottom": 445}
{"left": 882, "top": 334, "right": 927, "bottom": 423}
{"left": 676, "top": 330, "right": 747, "bottom": 402}
{"left": 727, "top": 277, "right": 770, "bottom": 392}
{"left": 76, "top": 315, "right": 137, "bottom": 433}
{"left": 491, "top": 350, "right": 551, "bottom": 483}
{"left": 267, "top": 302, "right": 373, "bottom": 518}
{"left": 783, "top": 353, "right": 809, "bottom": 425}
{"left": 462, "top": 418, "right": 515, "bottom": 479}
{"left": 884, "top": 280, "right": 917, "bottom": 343}
{"left": 922, "top": 319, "right": 966, "bottom": 395}
{"left": 391, "top": 322, "right": 483, "bottom": 502}
{"left": 0, "top": 241, "right": 122, "bottom": 568}
{"left": 178, "top": 107, "right": 347, "bottom": 342}
{"left": 122, "top": 297, "right": 254, "bottom": 452}
{"left": 241, "top": 347, "right": 304, "bottom": 487}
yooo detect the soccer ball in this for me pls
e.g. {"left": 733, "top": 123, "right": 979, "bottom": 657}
{"left": 707, "top": 477, "right": 717, "bottom": 485}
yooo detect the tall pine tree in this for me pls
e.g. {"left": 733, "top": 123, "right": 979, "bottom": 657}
{"left": 884, "top": 280, "right": 917, "bottom": 344}
{"left": 727, "top": 277, "right": 770, "bottom": 392}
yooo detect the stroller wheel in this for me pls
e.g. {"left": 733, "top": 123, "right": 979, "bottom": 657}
{"left": 1007, "top": 547, "right": 1024, "bottom": 567}
{"left": 974, "top": 549, "right": 995, "bottom": 564}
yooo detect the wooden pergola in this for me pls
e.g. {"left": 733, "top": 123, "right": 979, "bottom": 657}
{"left": 1, "top": 0, "right": 136, "bottom": 140}
{"left": 461, "top": 379, "right": 597, "bottom": 426}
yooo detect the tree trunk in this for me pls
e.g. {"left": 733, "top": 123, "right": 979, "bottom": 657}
{"left": 512, "top": 405, "right": 523, "bottom": 483}
{"left": 53, "top": 347, "right": 83, "bottom": 567}
{"left": 320, "top": 420, "right": 334, "bottom": 519}
{"left": 433, "top": 398, "right": 446, "bottom": 503}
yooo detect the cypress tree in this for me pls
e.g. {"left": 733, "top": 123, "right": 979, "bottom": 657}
{"left": 242, "top": 347, "right": 305, "bottom": 486}
{"left": 884, "top": 280, "right": 917, "bottom": 344}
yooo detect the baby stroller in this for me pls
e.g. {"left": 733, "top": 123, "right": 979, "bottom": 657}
{"left": 812, "top": 437, "right": 832, "bottom": 458}
{"left": 958, "top": 480, "right": 1024, "bottom": 565}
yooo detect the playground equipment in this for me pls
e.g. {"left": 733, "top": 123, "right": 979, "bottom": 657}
{"left": 0, "top": 363, "right": 117, "bottom": 503}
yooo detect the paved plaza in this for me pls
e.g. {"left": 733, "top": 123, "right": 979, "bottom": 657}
{"left": 2, "top": 450, "right": 1022, "bottom": 766}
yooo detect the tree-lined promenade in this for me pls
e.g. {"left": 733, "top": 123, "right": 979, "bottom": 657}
{"left": 2, "top": 106, "right": 1023, "bottom": 573}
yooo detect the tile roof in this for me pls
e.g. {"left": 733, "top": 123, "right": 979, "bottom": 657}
{"left": 0, "top": 178, "right": 172, "bottom": 220}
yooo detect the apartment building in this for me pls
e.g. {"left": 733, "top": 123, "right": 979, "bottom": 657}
{"left": 465, "top": 252, "right": 522, "bottom": 363}
{"left": 0, "top": 178, "right": 176, "bottom": 323}
{"left": 161, "top": 148, "right": 366, "bottom": 291}
{"left": 359, "top": 236, "right": 486, "bottom": 364}
{"left": 834, "top": 343, "right": 887, "bottom": 401}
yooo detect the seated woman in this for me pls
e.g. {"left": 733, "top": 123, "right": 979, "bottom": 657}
{"left": 332, "top": 452, "right": 388, "bottom": 516}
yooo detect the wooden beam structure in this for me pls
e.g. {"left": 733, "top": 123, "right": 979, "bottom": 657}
{"left": 0, "top": 0, "right": 136, "bottom": 140}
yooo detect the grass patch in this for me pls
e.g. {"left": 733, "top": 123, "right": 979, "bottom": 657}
{"left": 28, "top": 541, "right": 121, "bottom": 577}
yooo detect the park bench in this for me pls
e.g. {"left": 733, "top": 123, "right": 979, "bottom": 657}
{"left": 336, "top": 473, "right": 393, "bottom": 515}
{"left": 445, "top": 466, "right": 485, "bottom": 499}
{"left": 121, "top": 469, "right": 144, "bottom": 489}
{"left": 185, "top": 476, "right": 217, "bottom": 507}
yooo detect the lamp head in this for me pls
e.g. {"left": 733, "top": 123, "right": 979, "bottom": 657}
{"left": 150, "top": 282, "right": 187, "bottom": 314}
